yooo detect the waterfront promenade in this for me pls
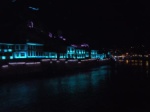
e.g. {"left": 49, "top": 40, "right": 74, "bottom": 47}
{"left": 0, "top": 59, "right": 111, "bottom": 79}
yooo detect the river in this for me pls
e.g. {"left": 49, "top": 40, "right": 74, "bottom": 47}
{"left": 0, "top": 60, "right": 150, "bottom": 112}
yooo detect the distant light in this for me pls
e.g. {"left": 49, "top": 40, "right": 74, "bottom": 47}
{"left": 78, "top": 62, "right": 81, "bottom": 64}
{"left": 9, "top": 62, "right": 25, "bottom": 65}
{"left": 68, "top": 59, "right": 78, "bottom": 62}
{"left": 59, "top": 36, "right": 63, "bottom": 39}
{"left": 26, "top": 62, "right": 40, "bottom": 65}
{"left": 51, "top": 59, "right": 57, "bottom": 61}
{"left": 41, "top": 59, "right": 50, "bottom": 62}
{"left": 81, "top": 43, "right": 89, "bottom": 47}
{"left": 71, "top": 44, "right": 77, "bottom": 47}
{"left": 146, "top": 61, "right": 149, "bottom": 66}
{"left": 28, "top": 6, "right": 39, "bottom": 11}
{"left": 59, "top": 59, "right": 66, "bottom": 61}
{"left": 27, "top": 21, "right": 34, "bottom": 28}
{"left": 26, "top": 42, "right": 43, "bottom": 46}
{"left": 2, "top": 56, "right": 6, "bottom": 60}
{"left": 49, "top": 32, "right": 53, "bottom": 38}
{"left": 10, "top": 56, "right": 13, "bottom": 59}
{"left": 4, "top": 49, "right": 7, "bottom": 52}
{"left": 2, "top": 65, "right": 8, "bottom": 68}
{"left": 8, "top": 49, "right": 12, "bottom": 52}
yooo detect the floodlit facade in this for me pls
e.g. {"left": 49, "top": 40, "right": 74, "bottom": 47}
{"left": 0, "top": 42, "right": 107, "bottom": 60}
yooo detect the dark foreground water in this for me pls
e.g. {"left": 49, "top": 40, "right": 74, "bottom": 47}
{"left": 1, "top": 60, "right": 150, "bottom": 112}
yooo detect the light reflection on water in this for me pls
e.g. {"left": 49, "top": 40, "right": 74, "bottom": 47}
{"left": 0, "top": 81, "right": 38, "bottom": 112}
{"left": 125, "top": 60, "right": 149, "bottom": 67}
{"left": 1, "top": 62, "right": 150, "bottom": 112}
{"left": 146, "top": 61, "right": 149, "bottom": 66}
{"left": 125, "top": 60, "right": 129, "bottom": 64}
{"left": 0, "top": 65, "right": 111, "bottom": 112}
{"left": 43, "top": 66, "right": 110, "bottom": 95}
{"left": 124, "top": 59, "right": 150, "bottom": 76}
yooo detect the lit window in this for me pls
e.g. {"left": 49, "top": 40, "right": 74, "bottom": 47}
{"left": 8, "top": 49, "right": 12, "bottom": 52}
{"left": 4, "top": 49, "right": 7, "bottom": 52}
{"left": 2, "top": 56, "right": 6, "bottom": 60}
{"left": 10, "top": 56, "right": 13, "bottom": 59}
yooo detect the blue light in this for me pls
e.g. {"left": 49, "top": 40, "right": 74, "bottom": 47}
{"left": 14, "top": 52, "right": 27, "bottom": 59}
{"left": 64, "top": 54, "right": 68, "bottom": 58}
{"left": 26, "top": 43, "right": 43, "bottom": 46}
{"left": 0, "top": 42, "right": 108, "bottom": 61}
{"left": 4, "top": 49, "right": 7, "bottom": 52}
{"left": 10, "top": 56, "right": 13, "bottom": 59}
{"left": 0, "top": 43, "right": 14, "bottom": 45}
{"left": 85, "top": 54, "right": 89, "bottom": 57}
{"left": 60, "top": 56, "right": 64, "bottom": 58}
{"left": 28, "top": 56, "right": 44, "bottom": 58}
{"left": 91, "top": 50, "right": 98, "bottom": 55}
{"left": 28, "top": 6, "right": 39, "bottom": 11}
{"left": 2, "top": 56, "right": 6, "bottom": 60}
{"left": 49, "top": 52, "right": 57, "bottom": 58}
{"left": 8, "top": 49, "right": 12, "bottom": 52}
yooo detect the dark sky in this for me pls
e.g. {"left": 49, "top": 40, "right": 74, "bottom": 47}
{"left": 0, "top": 0, "right": 150, "bottom": 48}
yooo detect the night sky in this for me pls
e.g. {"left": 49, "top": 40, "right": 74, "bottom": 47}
{"left": 0, "top": 0, "right": 150, "bottom": 49}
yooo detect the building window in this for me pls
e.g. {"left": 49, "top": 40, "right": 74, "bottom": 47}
{"left": 15, "top": 53, "right": 19, "bottom": 57}
{"left": 15, "top": 45, "right": 19, "bottom": 50}
{"left": 2, "top": 56, "right": 6, "bottom": 60}
{"left": 20, "top": 45, "right": 24, "bottom": 50}
{"left": 8, "top": 49, "right": 12, "bottom": 52}
{"left": 10, "top": 56, "right": 13, "bottom": 59}
{"left": 21, "top": 53, "right": 25, "bottom": 56}
{"left": 4, "top": 49, "right": 7, "bottom": 52}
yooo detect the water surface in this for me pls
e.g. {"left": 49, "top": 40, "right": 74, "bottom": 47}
{"left": 1, "top": 61, "right": 150, "bottom": 112}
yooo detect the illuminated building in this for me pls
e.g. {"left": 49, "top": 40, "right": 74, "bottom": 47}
{"left": 0, "top": 42, "right": 107, "bottom": 60}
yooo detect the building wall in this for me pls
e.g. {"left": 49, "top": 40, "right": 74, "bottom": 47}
{"left": 0, "top": 43, "right": 107, "bottom": 60}
{"left": 0, "top": 43, "right": 14, "bottom": 60}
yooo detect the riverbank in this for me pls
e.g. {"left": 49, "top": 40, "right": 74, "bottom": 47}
{"left": 0, "top": 59, "right": 112, "bottom": 80}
